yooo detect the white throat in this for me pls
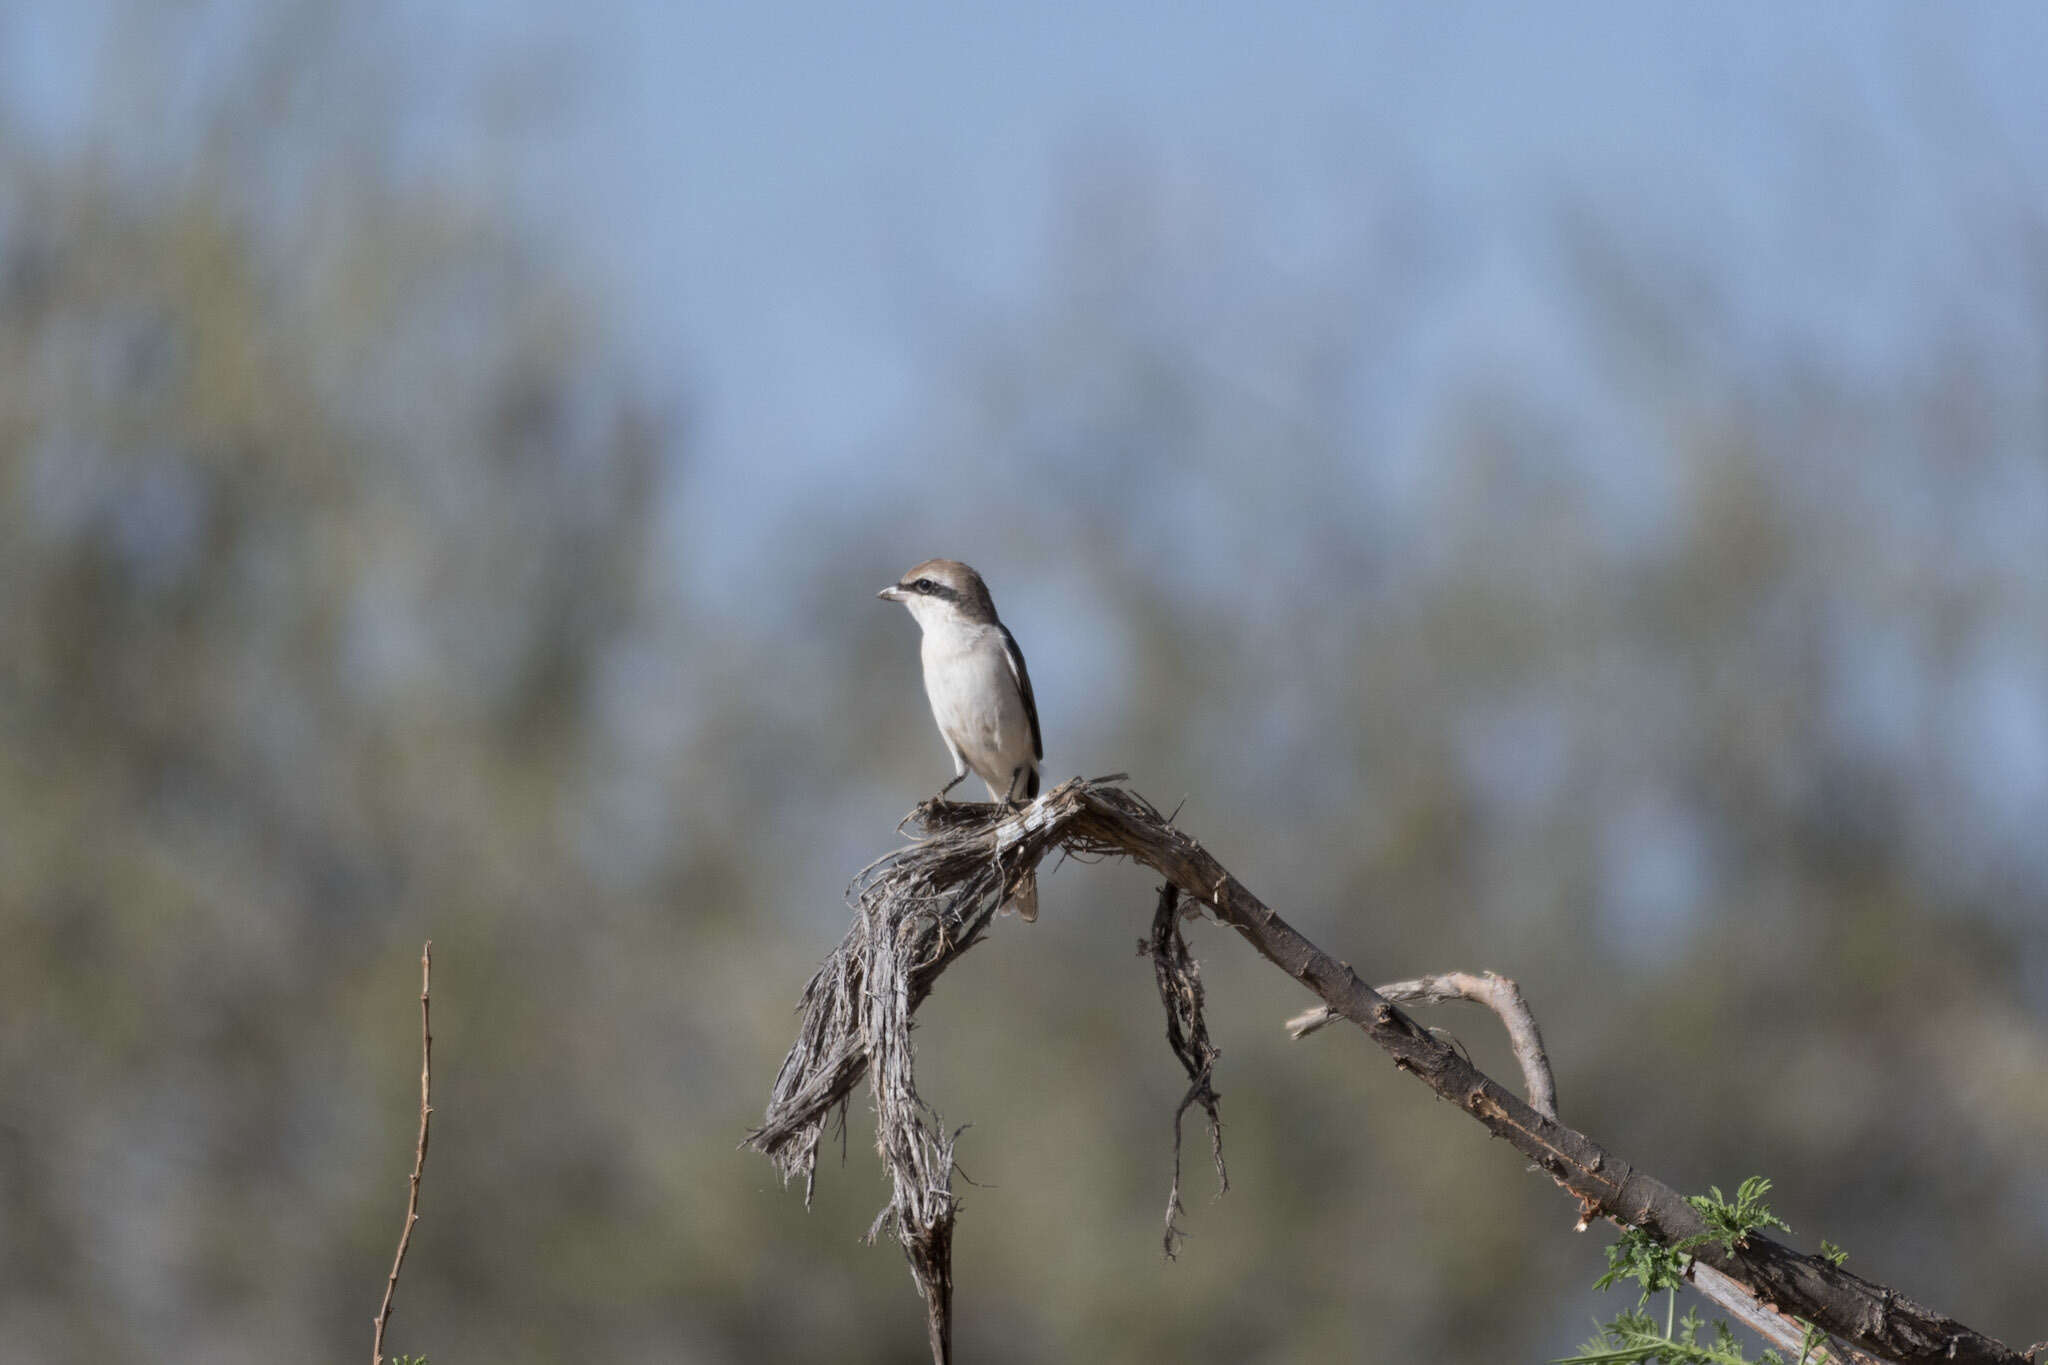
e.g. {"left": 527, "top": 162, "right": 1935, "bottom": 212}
{"left": 902, "top": 595, "right": 974, "bottom": 636}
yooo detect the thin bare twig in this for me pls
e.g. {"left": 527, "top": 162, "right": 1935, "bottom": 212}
{"left": 373, "top": 942, "right": 433, "bottom": 1365}
{"left": 1287, "top": 971, "right": 1557, "bottom": 1120}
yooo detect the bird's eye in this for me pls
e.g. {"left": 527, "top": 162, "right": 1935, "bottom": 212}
{"left": 914, "top": 578, "right": 936, "bottom": 594}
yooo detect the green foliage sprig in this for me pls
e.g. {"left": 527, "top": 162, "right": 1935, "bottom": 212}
{"left": 1592, "top": 1226, "right": 1693, "bottom": 1306}
{"left": 1562, "top": 1305, "right": 1762, "bottom": 1365}
{"left": 1685, "top": 1177, "right": 1793, "bottom": 1258}
{"left": 1564, "top": 1177, "right": 1842, "bottom": 1365}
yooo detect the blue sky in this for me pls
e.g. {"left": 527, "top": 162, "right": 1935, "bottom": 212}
{"left": 556, "top": 2, "right": 2048, "bottom": 474}
{"left": 10, "top": 1, "right": 2047, "bottom": 490}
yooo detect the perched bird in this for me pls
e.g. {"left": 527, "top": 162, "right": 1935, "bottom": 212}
{"left": 878, "top": 558, "right": 1043, "bottom": 920}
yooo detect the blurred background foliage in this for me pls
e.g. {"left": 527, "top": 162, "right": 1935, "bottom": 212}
{"left": 2, "top": 3, "right": 2046, "bottom": 1362}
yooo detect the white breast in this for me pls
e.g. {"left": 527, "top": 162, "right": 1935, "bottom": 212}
{"left": 920, "top": 623, "right": 1036, "bottom": 800}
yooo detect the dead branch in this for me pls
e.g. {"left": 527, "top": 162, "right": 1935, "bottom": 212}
{"left": 749, "top": 778, "right": 2027, "bottom": 1365}
{"left": 373, "top": 942, "right": 433, "bottom": 1365}
{"left": 1288, "top": 970, "right": 1557, "bottom": 1120}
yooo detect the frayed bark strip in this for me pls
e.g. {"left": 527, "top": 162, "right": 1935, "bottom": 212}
{"left": 1145, "top": 882, "right": 1227, "bottom": 1258}
{"left": 746, "top": 794, "right": 1064, "bottom": 1364}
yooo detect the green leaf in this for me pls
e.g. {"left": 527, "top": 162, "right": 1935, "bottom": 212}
{"left": 1685, "top": 1176, "right": 1792, "bottom": 1257}
{"left": 1593, "top": 1227, "right": 1694, "bottom": 1306}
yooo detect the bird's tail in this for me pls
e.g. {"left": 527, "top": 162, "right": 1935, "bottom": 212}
{"left": 1002, "top": 868, "right": 1038, "bottom": 923}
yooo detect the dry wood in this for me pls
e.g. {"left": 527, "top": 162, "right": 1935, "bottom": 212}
{"left": 373, "top": 943, "right": 433, "bottom": 1365}
{"left": 749, "top": 778, "right": 2028, "bottom": 1365}
{"left": 1147, "top": 882, "right": 1227, "bottom": 1258}
{"left": 1288, "top": 969, "right": 1557, "bottom": 1120}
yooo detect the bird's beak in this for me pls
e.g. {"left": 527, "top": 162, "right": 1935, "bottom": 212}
{"left": 877, "top": 584, "right": 907, "bottom": 603}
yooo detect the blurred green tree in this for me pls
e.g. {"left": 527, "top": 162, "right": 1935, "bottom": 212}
{"left": 2, "top": 6, "right": 2045, "bottom": 1364}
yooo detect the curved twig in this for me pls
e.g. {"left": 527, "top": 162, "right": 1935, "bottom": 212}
{"left": 1287, "top": 970, "right": 1557, "bottom": 1120}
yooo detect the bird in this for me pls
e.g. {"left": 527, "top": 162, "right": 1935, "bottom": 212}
{"left": 878, "top": 558, "right": 1043, "bottom": 920}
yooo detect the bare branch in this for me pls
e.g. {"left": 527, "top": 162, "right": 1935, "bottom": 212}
{"left": 1288, "top": 970, "right": 1556, "bottom": 1120}
{"left": 373, "top": 942, "right": 433, "bottom": 1365}
{"left": 750, "top": 779, "right": 2027, "bottom": 1365}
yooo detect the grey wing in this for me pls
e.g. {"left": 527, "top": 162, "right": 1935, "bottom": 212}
{"left": 998, "top": 624, "right": 1043, "bottom": 761}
